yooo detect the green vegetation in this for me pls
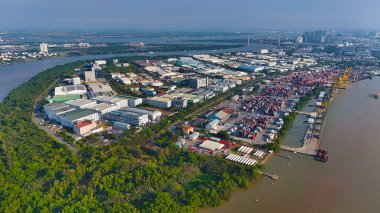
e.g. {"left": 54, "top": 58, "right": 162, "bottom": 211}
{"left": 267, "top": 88, "right": 323, "bottom": 151}
{"left": 267, "top": 112, "right": 297, "bottom": 152}
{"left": 55, "top": 43, "right": 244, "bottom": 56}
{"left": 0, "top": 59, "right": 260, "bottom": 212}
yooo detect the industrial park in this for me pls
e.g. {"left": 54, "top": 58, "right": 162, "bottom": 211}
{"left": 35, "top": 44, "right": 372, "bottom": 173}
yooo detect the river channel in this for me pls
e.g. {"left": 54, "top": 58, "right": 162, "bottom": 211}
{"left": 201, "top": 78, "right": 380, "bottom": 213}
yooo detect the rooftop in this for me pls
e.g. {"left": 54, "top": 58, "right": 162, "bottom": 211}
{"left": 67, "top": 99, "right": 96, "bottom": 107}
{"left": 147, "top": 96, "right": 172, "bottom": 103}
{"left": 55, "top": 85, "right": 86, "bottom": 94}
{"left": 108, "top": 110, "right": 147, "bottom": 118}
{"left": 199, "top": 140, "right": 224, "bottom": 151}
{"left": 75, "top": 120, "right": 93, "bottom": 129}
{"left": 207, "top": 119, "right": 219, "bottom": 126}
{"left": 121, "top": 107, "right": 160, "bottom": 115}
{"left": 96, "top": 96, "right": 126, "bottom": 103}
{"left": 116, "top": 95, "right": 143, "bottom": 100}
{"left": 44, "top": 102, "right": 69, "bottom": 110}
{"left": 88, "top": 103, "right": 118, "bottom": 111}
{"left": 49, "top": 94, "right": 81, "bottom": 103}
{"left": 88, "top": 83, "right": 113, "bottom": 93}
{"left": 59, "top": 109, "right": 97, "bottom": 121}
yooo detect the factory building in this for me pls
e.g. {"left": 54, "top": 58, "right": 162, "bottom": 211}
{"left": 208, "top": 85, "right": 229, "bottom": 93}
{"left": 73, "top": 120, "right": 99, "bottom": 136}
{"left": 198, "top": 140, "right": 224, "bottom": 152}
{"left": 146, "top": 97, "right": 172, "bottom": 108}
{"left": 48, "top": 94, "right": 82, "bottom": 103}
{"left": 54, "top": 85, "right": 87, "bottom": 96}
{"left": 87, "top": 83, "right": 115, "bottom": 98}
{"left": 121, "top": 107, "right": 161, "bottom": 121}
{"left": 43, "top": 102, "right": 76, "bottom": 121}
{"left": 88, "top": 103, "right": 121, "bottom": 118}
{"left": 113, "top": 121, "right": 131, "bottom": 130}
{"left": 58, "top": 109, "right": 99, "bottom": 127}
{"left": 206, "top": 119, "right": 219, "bottom": 131}
{"left": 172, "top": 97, "right": 188, "bottom": 109}
{"left": 116, "top": 95, "right": 143, "bottom": 107}
{"left": 206, "top": 107, "right": 234, "bottom": 121}
{"left": 66, "top": 77, "right": 81, "bottom": 85}
{"left": 95, "top": 96, "right": 128, "bottom": 107}
{"left": 141, "top": 88, "right": 156, "bottom": 96}
{"left": 105, "top": 109, "right": 149, "bottom": 126}
{"left": 66, "top": 99, "right": 97, "bottom": 109}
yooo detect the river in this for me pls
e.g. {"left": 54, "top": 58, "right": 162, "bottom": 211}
{"left": 201, "top": 78, "right": 380, "bottom": 213}
{"left": 0, "top": 44, "right": 273, "bottom": 101}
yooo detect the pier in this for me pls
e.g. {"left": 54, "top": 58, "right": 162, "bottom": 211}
{"left": 259, "top": 171, "right": 279, "bottom": 180}
{"left": 295, "top": 111, "right": 315, "bottom": 116}
{"left": 280, "top": 143, "right": 317, "bottom": 155}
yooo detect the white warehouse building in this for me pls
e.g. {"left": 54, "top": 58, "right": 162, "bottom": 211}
{"left": 66, "top": 99, "right": 97, "bottom": 109}
{"left": 57, "top": 109, "right": 99, "bottom": 127}
{"left": 146, "top": 97, "right": 172, "bottom": 108}
{"left": 95, "top": 96, "right": 128, "bottom": 107}
{"left": 54, "top": 85, "right": 87, "bottom": 96}
{"left": 88, "top": 103, "right": 121, "bottom": 118}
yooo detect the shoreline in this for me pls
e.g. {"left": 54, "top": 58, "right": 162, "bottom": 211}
{"left": 200, "top": 77, "right": 380, "bottom": 213}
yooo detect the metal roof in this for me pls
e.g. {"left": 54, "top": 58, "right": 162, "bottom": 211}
{"left": 199, "top": 140, "right": 224, "bottom": 151}
{"left": 59, "top": 109, "right": 97, "bottom": 121}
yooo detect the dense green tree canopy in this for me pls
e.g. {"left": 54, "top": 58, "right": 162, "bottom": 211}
{"left": 0, "top": 59, "right": 259, "bottom": 212}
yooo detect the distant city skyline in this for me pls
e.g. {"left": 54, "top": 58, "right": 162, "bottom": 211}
{"left": 2, "top": 0, "right": 380, "bottom": 31}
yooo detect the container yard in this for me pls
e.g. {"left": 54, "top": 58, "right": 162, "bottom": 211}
{"left": 205, "top": 69, "right": 341, "bottom": 148}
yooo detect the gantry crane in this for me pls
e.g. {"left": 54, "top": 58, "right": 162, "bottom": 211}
{"left": 352, "top": 69, "right": 360, "bottom": 82}
{"left": 337, "top": 67, "right": 352, "bottom": 89}
{"left": 322, "top": 67, "right": 351, "bottom": 109}
{"left": 322, "top": 77, "right": 339, "bottom": 109}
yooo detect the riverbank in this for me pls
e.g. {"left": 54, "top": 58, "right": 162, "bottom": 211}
{"left": 201, "top": 77, "right": 380, "bottom": 213}
{"left": 0, "top": 56, "right": 265, "bottom": 211}
{"left": 0, "top": 43, "right": 273, "bottom": 101}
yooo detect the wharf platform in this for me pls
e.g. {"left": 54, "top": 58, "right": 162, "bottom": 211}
{"left": 280, "top": 138, "right": 318, "bottom": 155}
{"left": 259, "top": 171, "right": 279, "bottom": 180}
{"left": 295, "top": 111, "right": 315, "bottom": 116}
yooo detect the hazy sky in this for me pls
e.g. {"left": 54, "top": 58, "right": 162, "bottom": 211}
{"left": 1, "top": 0, "right": 380, "bottom": 30}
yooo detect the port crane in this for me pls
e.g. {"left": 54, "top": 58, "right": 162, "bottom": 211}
{"left": 337, "top": 67, "right": 352, "bottom": 89}
{"left": 322, "top": 67, "right": 352, "bottom": 109}
{"left": 352, "top": 69, "right": 360, "bottom": 82}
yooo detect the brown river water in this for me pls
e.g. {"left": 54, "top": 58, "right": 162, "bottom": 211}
{"left": 201, "top": 78, "right": 380, "bottom": 213}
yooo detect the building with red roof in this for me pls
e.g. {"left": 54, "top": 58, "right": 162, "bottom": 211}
{"left": 74, "top": 120, "right": 97, "bottom": 136}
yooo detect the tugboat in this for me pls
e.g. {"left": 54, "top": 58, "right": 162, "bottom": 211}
{"left": 315, "top": 148, "right": 328, "bottom": 162}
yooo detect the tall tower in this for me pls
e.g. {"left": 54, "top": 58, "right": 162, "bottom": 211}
{"left": 40, "top": 43, "right": 49, "bottom": 54}
{"left": 247, "top": 35, "right": 250, "bottom": 46}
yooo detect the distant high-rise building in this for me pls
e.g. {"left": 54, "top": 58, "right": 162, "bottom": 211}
{"left": 320, "top": 36, "right": 326, "bottom": 43}
{"left": 296, "top": 34, "right": 304, "bottom": 44}
{"left": 304, "top": 30, "right": 327, "bottom": 43}
{"left": 40, "top": 43, "right": 49, "bottom": 54}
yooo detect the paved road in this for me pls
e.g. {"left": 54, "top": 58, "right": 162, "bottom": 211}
{"left": 32, "top": 114, "right": 79, "bottom": 153}
{"left": 31, "top": 76, "right": 79, "bottom": 153}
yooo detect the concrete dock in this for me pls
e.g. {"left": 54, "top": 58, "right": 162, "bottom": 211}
{"left": 280, "top": 138, "right": 318, "bottom": 155}
{"left": 259, "top": 171, "right": 279, "bottom": 180}
{"left": 295, "top": 111, "right": 315, "bottom": 116}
